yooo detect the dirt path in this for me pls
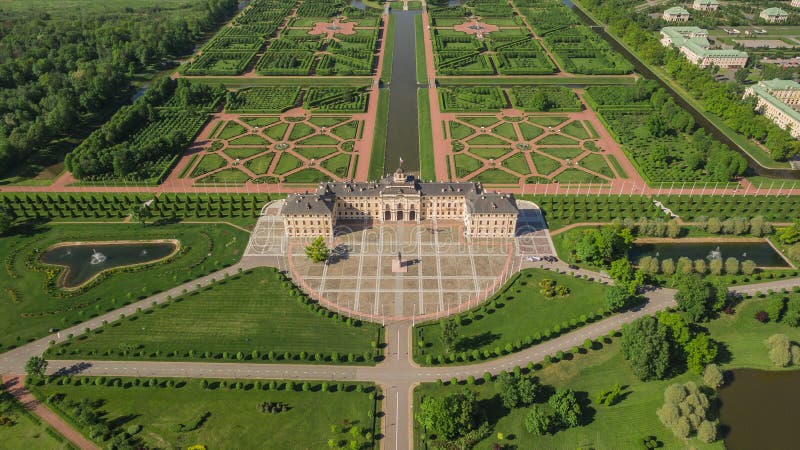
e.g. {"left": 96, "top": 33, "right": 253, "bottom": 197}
{"left": 1, "top": 375, "right": 100, "bottom": 450}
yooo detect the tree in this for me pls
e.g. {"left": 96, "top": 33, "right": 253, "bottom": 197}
{"left": 697, "top": 420, "right": 718, "bottom": 443}
{"left": 129, "top": 203, "right": 152, "bottom": 226}
{"left": 708, "top": 258, "right": 723, "bottom": 276}
{"left": 416, "top": 388, "right": 478, "bottom": 440}
{"left": 620, "top": 316, "right": 671, "bottom": 380}
{"left": 702, "top": 363, "right": 724, "bottom": 389}
{"left": 497, "top": 372, "right": 538, "bottom": 409}
{"left": 777, "top": 221, "right": 800, "bottom": 244}
{"left": 608, "top": 258, "right": 644, "bottom": 294}
{"left": 304, "top": 236, "right": 329, "bottom": 263}
{"left": 724, "top": 257, "right": 739, "bottom": 275}
{"left": 574, "top": 226, "right": 634, "bottom": 266}
{"left": 768, "top": 334, "right": 792, "bottom": 367}
{"left": 674, "top": 273, "right": 713, "bottom": 322}
{"left": 440, "top": 320, "right": 458, "bottom": 354}
{"left": 605, "top": 284, "right": 635, "bottom": 312}
{"left": 661, "top": 258, "right": 676, "bottom": 276}
{"left": 25, "top": 356, "right": 48, "bottom": 378}
{"left": 685, "top": 334, "right": 718, "bottom": 374}
{"left": 524, "top": 405, "right": 553, "bottom": 435}
{"left": 548, "top": 388, "right": 583, "bottom": 428}
{"left": 666, "top": 219, "right": 681, "bottom": 238}
{"left": 741, "top": 260, "right": 757, "bottom": 276}
{"left": 0, "top": 208, "right": 12, "bottom": 235}
{"left": 782, "top": 297, "right": 800, "bottom": 327}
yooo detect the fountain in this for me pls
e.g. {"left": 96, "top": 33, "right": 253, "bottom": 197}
{"left": 707, "top": 246, "right": 722, "bottom": 261}
{"left": 90, "top": 250, "right": 107, "bottom": 265}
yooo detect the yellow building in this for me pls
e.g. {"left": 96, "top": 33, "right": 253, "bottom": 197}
{"left": 281, "top": 169, "right": 519, "bottom": 238}
{"left": 744, "top": 79, "right": 800, "bottom": 139}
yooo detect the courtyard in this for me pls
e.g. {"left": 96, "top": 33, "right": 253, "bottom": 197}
{"left": 245, "top": 199, "right": 553, "bottom": 321}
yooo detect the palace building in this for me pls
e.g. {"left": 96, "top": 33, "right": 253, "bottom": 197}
{"left": 280, "top": 168, "right": 519, "bottom": 239}
{"left": 660, "top": 27, "right": 748, "bottom": 69}
{"left": 744, "top": 79, "right": 800, "bottom": 139}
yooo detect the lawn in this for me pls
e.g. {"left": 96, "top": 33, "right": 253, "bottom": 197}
{"left": 561, "top": 121, "right": 591, "bottom": 140}
{"left": 218, "top": 122, "right": 247, "bottom": 140}
{"left": 538, "top": 147, "right": 584, "bottom": 160}
{"left": 538, "top": 134, "right": 579, "bottom": 146}
{"left": 554, "top": 169, "right": 607, "bottom": 184}
{"left": 470, "top": 147, "right": 510, "bottom": 160}
{"left": 196, "top": 168, "right": 251, "bottom": 184}
{"left": 578, "top": 154, "right": 614, "bottom": 178}
{"left": 49, "top": 268, "right": 382, "bottom": 364}
{"left": 191, "top": 154, "right": 227, "bottom": 177}
{"left": 244, "top": 153, "right": 275, "bottom": 175}
{"left": 418, "top": 89, "right": 436, "bottom": 181}
{"left": 0, "top": 391, "right": 70, "bottom": 449}
{"left": 31, "top": 377, "right": 379, "bottom": 450}
{"left": 531, "top": 154, "right": 561, "bottom": 176}
{"left": 413, "top": 296, "right": 798, "bottom": 449}
{"left": 228, "top": 134, "right": 269, "bottom": 146}
{"left": 453, "top": 154, "right": 483, "bottom": 178}
{"left": 321, "top": 154, "right": 352, "bottom": 178}
{"left": 0, "top": 222, "right": 248, "bottom": 349}
{"left": 223, "top": 147, "right": 262, "bottom": 160}
{"left": 367, "top": 89, "right": 390, "bottom": 181}
{"left": 502, "top": 153, "right": 531, "bottom": 175}
{"left": 273, "top": 153, "right": 303, "bottom": 175}
{"left": 519, "top": 122, "right": 544, "bottom": 140}
{"left": 529, "top": 116, "right": 568, "bottom": 128}
{"left": 283, "top": 168, "right": 332, "bottom": 183}
{"left": 412, "top": 269, "right": 609, "bottom": 365}
{"left": 472, "top": 169, "right": 520, "bottom": 185}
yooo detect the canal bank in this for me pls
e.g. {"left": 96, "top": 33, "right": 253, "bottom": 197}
{"left": 567, "top": 0, "right": 800, "bottom": 179}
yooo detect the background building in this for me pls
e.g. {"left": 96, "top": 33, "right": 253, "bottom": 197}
{"left": 692, "top": 0, "right": 719, "bottom": 12}
{"left": 281, "top": 169, "right": 519, "bottom": 239}
{"left": 760, "top": 8, "right": 789, "bottom": 23}
{"left": 744, "top": 79, "right": 800, "bottom": 139}
{"left": 663, "top": 6, "right": 692, "bottom": 22}
{"left": 660, "top": 27, "right": 748, "bottom": 68}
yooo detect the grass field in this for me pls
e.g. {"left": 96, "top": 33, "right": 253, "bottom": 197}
{"left": 381, "top": 15, "right": 395, "bottom": 85}
{"left": 414, "top": 296, "right": 797, "bottom": 449}
{"left": 418, "top": 88, "right": 435, "bottom": 180}
{"left": 412, "top": 269, "right": 608, "bottom": 365}
{"left": 415, "top": 15, "right": 428, "bottom": 85}
{"left": 0, "top": 391, "right": 71, "bottom": 449}
{"left": 31, "top": 377, "right": 379, "bottom": 450}
{"left": 0, "top": 222, "right": 248, "bottom": 348}
{"left": 49, "top": 268, "right": 382, "bottom": 364}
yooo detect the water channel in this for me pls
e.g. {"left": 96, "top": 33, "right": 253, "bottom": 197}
{"left": 383, "top": 8, "right": 423, "bottom": 175}
{"left": 565, "top": 0, "right": 799, "bottom": 179}
{"left": 40, "top": 242, "right": 177, "bottom": 288}
{"left": 718, "top": 369, "right": 800, "bottom": 450}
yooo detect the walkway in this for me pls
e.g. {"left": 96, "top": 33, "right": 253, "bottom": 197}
{"left": 4, "top": 275, "right": 800, "bottom": 449}
{"left": 1, "top": 375, "right": 100, "bottom": 450}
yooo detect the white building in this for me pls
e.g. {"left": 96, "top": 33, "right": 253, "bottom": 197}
{"left": 744, "top": 79, "right": 800, "bottom": 139}
{"left": 692, "top": 0, "right": 720, "bottom": 11}
{"left": 760, "top": 7, "right": 789, "bottom": 23}
{"left": 663, "top": 6, "right": 692, "bottom": 22}
{"left": 793, "top": 0, "right": 800, "bottom": 9}
{"left": 660, "top": 27, "right": 748, "bottom": 69}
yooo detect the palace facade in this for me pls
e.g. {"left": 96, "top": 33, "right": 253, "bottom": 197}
{"left": 744, "top": 79, "right": 800, "bottom": 139}
{"left": 280, "top": 169, "right": 519, "bottom": 238}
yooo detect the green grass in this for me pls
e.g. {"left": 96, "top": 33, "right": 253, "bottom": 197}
{"left": 240, "top": 116, "right": 280, "bottom": 128}
{"left": 449, "top": 121, "right": 475, "bottom": 140}
{"left": 229, "top": 134, "right": 269, "bottom": 146}
{"left": 493, "top": 123, "right": 518, "bottom": 140}
{"left": 191, "top": 154, "right": 227, "bottom": 177}
{"left": 466, "top": 134, "right": 509, "bottom": 146}
{"left": 289, "top": 123, "right": 315, "bottom": 141}
{"left": 461, "top": 116, "right": 500, "bottom": 128}
{"left": 0, "top": 391, "right": 71, "bottom": 449}
{"left": 321, "top": 154, "right": 352, "bottom": 178}
{"left": 265, "top": 122, "right": 289, "bottom": 140}
{"left": 31, "top": 377, "right": 379, "bottom": 450}
{"left": 413, "top": 269, "right": 608, "bottom": 364}
{"left": 223, "top": 147, "right": 262, "bottom": 160}
{"left": 196, "top": 168, "right": 250, "bottom": 184}
{"left": 561, "top": 121, "right": 591, "bottom": 140}
{"left": 554, "top": 169, "right": 608, "bottom": 184}
{"left": 470, "top": 147, "right": 510, "bottom": 160}
{"left": 415, "top": 15, "right": 428, "bottom": 85}
{"left": 273, "top": 153, "right": 303, "bottom": 175}
{"left": 538, "top": 134, "right": 579, "bottom": 145}
{"left": 283, "top": 168, "right": 332, "bottom": 183}
{"left": 178, "top": 154, "right": 199, "bottom": 178}
{"left": 298, "top": 134, "right": 340, "bottom": 146}
{"left": 528, "top": 116, "right": 568, "bottom": 128}
{"left": 295, "top": 147, "right": 338, "bottom": 160}
{"left": 538, "top": 147, "right": 584, "bottom": 159}
{"left": 189, "top": 77, "right": 373, "bottom": 88}
{"left": 368, "top": 89, "right": 390, "bottom": 180}
{"left": 0, "top": 222, "right": 248, "bottom": 348}
{"left": 472, "top": 169, "right": 520, "bottom": 184}
{"left": 453, "top": 153, "right": 483, "bottom": 177}
{"left": 244, "top": 153, "right": 275, "bottom": 175}
{"left": 381, "top": 15, "right": 395, "bottom": 85}
{"left": 50, "top": 268, "right": 381, "bottom": 363}
{"left": 414, "top": 292, "right": 797, "bottom": 450}
{"left": 578, "top": 154, "right": 614, "bottom": 178}
{"left": 436, "top": 76, "right": 637, "bottom": 85}
{"left": 218, "top": 122, "right": 247, "bottom": 140}
{"left": 519, "top": 122, "right": 544, "bottom": 140}
{"left": 331, "top": 121, "right": 359, "bottom": 140}
{"left": 532, "top": 154, "right": 561, "bottom": 175}
{"left": 418, "top": 89, "right": 436, "bottom": 181}
{"left": 502, "top": 153, "right": 531, "bottom": 175}
{"left": 607, "top": 154, "right": 628, "bottom": 179}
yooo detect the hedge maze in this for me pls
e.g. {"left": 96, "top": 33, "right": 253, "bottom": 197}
{"left": 439, "top": 86, "right": 582, "bottom": 113}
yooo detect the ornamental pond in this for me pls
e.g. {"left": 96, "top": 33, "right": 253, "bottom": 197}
{"left": 40, "top": 241, "right": 177, "bottom": 288}
{"left": 628, "top": 240, "right": 791, "bottom": 268}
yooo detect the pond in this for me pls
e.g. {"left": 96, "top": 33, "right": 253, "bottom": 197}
{"left": 40, "top": 241, "right": 178, "bottom": 288}
{"left": 629, "top": 240, "right": 791, "bottom": 268}
{"left": 718, "top": 369, "right": 800, "bottom": 450}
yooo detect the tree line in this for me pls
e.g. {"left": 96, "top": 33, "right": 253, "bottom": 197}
{"left": 0, "top": 0, "right": 238, "bottom": 175}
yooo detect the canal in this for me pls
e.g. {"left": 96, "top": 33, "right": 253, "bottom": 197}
{"left": 565, "top": 0, "right": 800, "bottom": 179}
{"left": 383, "top": 8, "right": 423, "bottom": 176}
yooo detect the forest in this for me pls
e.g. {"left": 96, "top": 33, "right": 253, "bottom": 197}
{"left": 0, "top": 0, "right": 238, "bottom": 178}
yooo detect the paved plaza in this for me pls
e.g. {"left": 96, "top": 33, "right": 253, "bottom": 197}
{"left": 245, "top": 200, "right": 553, "bottom": 321}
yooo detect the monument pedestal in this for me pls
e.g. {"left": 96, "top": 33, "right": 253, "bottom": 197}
{"left": 392, "top": 258, "right": 407, "bottom": 273}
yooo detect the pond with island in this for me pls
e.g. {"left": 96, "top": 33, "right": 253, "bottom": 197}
{"left": 40, "top": 241, "right": 178, "bottom": 288}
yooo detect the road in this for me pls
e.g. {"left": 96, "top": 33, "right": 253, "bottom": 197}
{"left": 5, "top": 274, "right": 800, "bottom": 449}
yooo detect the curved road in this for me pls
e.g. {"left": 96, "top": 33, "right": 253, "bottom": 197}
{"left": 2, "top": 273, "right": 799, "bottom": 449}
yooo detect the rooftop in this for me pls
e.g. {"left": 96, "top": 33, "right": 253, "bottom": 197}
{"left": 759, "top": 79, "right": 800, "bottom": 91}
{"left": 761, "top": 7, "right": 789, "bottom": 17}
{"left": 693, "top": 0, "right": 719, "bottom": 5}
{"left": 665, "top": 6, "right": 691, "bottom": 15}
{"left": 748, "top": 80, "right": 800, "bottom": 124}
